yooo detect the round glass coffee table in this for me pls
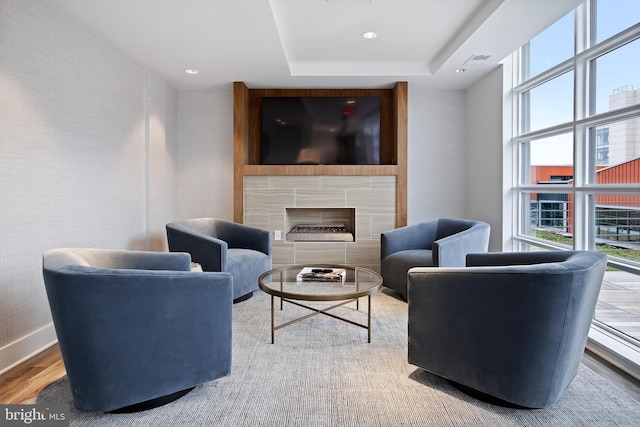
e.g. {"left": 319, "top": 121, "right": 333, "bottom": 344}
{"left": 258, "top": 264, "right": 383, "bottom": 344}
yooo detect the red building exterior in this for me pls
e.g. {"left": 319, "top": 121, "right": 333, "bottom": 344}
{"left": 531, "top": 159, "right": 640, "bottom": 240}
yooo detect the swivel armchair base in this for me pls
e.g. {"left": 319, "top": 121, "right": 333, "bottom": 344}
{"left": 233, "top": 291, "right": 253, "bottom": 304}
{"left": 448, "top": 381, "right": 528, "bottom": 409}
{"left": 110, "top": 387, "right": 195, "bottom": 414}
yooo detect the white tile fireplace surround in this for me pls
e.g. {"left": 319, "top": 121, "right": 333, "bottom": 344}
{"left": 244, "top": 176, "right": 396, "bottom": 271}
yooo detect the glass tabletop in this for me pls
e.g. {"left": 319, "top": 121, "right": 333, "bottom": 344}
{"left": 258, "top": 264, "right": 383, "bottom": 301}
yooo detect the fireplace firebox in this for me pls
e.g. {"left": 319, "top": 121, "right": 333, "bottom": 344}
{"left": 285, "top": 208, "right": 355, "bottom": 242}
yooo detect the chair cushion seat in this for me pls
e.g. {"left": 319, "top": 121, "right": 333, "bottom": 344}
{"left": 381, "top": 249, "right": 434, "bottom": 297}
{"left": 227, "top": 248, "right": 271, "bottom": 299}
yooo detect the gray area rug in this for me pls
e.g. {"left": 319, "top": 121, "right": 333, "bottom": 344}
{"left": 37, "top": 290, "right": 640, "bottom": 426}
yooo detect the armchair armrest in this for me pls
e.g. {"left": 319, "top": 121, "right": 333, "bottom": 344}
{"left": 166, "top": 226, "right": 227, "bottom": 272}
{"left": 43, "top": 248, "right": 192, "bottom": 272}
{"left": 105, "top": 250, "right": 192, "bottom": 271}
{"left": 381, "top": 220, "right": 438, "bottom": 259}
{"left": 46, "top": 268, "right": 234, "bottom": 307}
{"left": 433, "top": 223, "right": 490, "bottom": 267}
{"left": 466, "top": 251, "right": 572, "bottom": 267}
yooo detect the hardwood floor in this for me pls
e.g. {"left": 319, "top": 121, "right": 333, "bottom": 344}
{"left": 0, "top": 344, "right": 65, "bottom": 404}
{"left": 0, "top": 344, "right": 638, "bottom": 405}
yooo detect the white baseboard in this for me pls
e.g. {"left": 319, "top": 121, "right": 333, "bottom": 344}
{"left": 0, "top": 323, "right": 58, "bottom": 376}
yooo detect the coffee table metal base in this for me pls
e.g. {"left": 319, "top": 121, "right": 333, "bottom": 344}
{"left": 269, "top": 295, "right": 372, "bottom": 344}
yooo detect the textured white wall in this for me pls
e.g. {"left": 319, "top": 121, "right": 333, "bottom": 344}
{"left": 176, "top": 87, "right": 234, "bottom": 221}
{"left": 407, "top": 89, "right": 467, "bottom": 224}
{"left": 465, "top": 67, "right": 505, "bottom": 252}
{"left": 147, "top": 74, "right": 178, "bottom": 251}
{"left": 0, "top": 0, "right": 177, "bottom": 371}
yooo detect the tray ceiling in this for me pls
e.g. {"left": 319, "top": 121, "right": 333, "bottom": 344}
{"left": 39, "top": 0, "right": 582, "bottom": 90}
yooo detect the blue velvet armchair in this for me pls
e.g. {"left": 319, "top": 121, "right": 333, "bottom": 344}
{"left": 380, "top": 218, "right": 490, "bottom": 299}
{"left": 42, "top": 248, "right": 233, "bottom": 413}
{"left": 407, "top": 250, "right": 608, "bottom": 408}
{"left": 166, "top": 218, "right": 272, "bottom": 302}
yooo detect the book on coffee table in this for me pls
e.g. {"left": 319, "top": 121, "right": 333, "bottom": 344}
{"left": 296, "top": 267, "right": 346, "bottom": 283}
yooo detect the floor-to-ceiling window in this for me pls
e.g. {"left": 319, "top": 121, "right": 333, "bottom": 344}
{"left": 511, "top": 0, "right": 640, "bottom": 374}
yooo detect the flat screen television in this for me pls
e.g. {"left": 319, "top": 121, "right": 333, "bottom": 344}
{"left": 260, "top": 97, "right": 381, "bottom": 165}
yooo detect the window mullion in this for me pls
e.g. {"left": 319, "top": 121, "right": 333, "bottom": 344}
{"left": 573, "top": 1, "right": 590, "bottom": 251}
{"left": 575, "top": 1, "right": 589, "bottom": 121}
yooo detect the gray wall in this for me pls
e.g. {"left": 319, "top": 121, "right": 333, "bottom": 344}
{"left": 407, "top": 89, "right": 467, "bottom": 223}
{"left": 176, "top": 88, "right": 234, "bottom": 221}
{"left": 465, "top": 67, "right": 505, "bottom": 252}
{"left": 0, "top": 0, "right": 505, "bottom": 372}
{"left": 0, "top": 0, "right": 177, "bottom": 371}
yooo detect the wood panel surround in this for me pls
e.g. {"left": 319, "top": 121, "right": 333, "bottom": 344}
{"left": 233, "top": 82, "right": 407, "bottom": 269}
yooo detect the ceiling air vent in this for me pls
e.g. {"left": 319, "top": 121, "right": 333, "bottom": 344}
{"left": 463, "top": 54, "right": 491, "bottom": 66}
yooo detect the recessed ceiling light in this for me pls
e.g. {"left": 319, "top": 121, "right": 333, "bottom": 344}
{"left": 362, "top": 31, "right": 378, "bottom": 39}
{"left": 185, "top": 69, "right": 199, "bottom": 74}
{"left": 453, "top": 68, "right": 466, "bottom": 73}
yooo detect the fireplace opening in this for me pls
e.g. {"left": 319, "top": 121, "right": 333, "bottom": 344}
{"left": 285, "top": 208, "right": 355, "bottom": 242}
